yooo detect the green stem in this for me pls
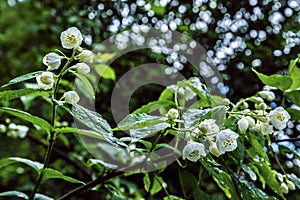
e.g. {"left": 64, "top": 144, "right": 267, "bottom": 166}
{"left": 29, "top": 51, "right": 76, "bottom": 200}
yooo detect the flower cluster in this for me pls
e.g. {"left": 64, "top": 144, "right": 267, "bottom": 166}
{"left": 0, "top": 122, "right": 29, "bottom": 139}
{"left": 37, "top": 27, "right": 94, "bottom": 105}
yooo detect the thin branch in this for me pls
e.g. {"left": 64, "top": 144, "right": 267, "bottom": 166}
{"left": 58, "top": 153, "right": 178, "bottom": 200}
{"left": 272, "top": 137, "right": 300, "bottom": 143}
{"left": 27, "top": 134, "right": 92, "bottom": 180}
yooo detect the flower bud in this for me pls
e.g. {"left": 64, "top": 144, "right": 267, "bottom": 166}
{"left": 223, "top": 98, "right": 230, "bottom": 106}
{"left": 244, "top": 116, "right": 255, "bottom": 128}
{"left": 258, "top": 91, "right": 275, "bottom": 101}
{"left": 36, "top": 72, "right": 54, "bottom": 90}
{"left": 286, "top": 180, "right": 296, "bottom": 190}
{"left": 209, "top": 142, "right": 222, "bottom": 157}
{"left": 43, "top": 52, "right": 61, "bottom": 71}
{"left": 259, "top": 122, "right": 274, "bottom": 135}
{"left": 78, "top": 50, "right": 94, "bottom": 63}
{"left": 166, "top": 108, "right": 179, "bottom": 120}
{"left": 258, "top": 102, "right": 267, "bottom": 111}
{"left": 280, "top": 182, "right": 289, "bottom": 194}
{"left": 240, "top": 102, "right": 249, "bottom": 110}
{"left": 0, "top": 124, "right": 7, "bottom": 133}
{"left": 72, "top": 62, "right": 90, "bottom": 74}
{"left": 238, "top": 118, "right": 249, "bottom": 132}
{"left": 64, "top": 91, "right": 80, "bottom": 104}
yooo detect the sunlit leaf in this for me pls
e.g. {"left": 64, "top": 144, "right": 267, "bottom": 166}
{"left": 288, "top": 59, "right": 300, "bottom": 90}
{"left": 0, "top": 157, "right": 43, "bottom": 172}
{"left": 0, "top": 107, "right": 52, "bottom": 135}
{"left": 143, "top": 173, "right": 163, "bottom": 195}
{"left": 133, "top": 100, "right": 175, "bottom": 115}
{"left": 0, "top": 88, "right": 49, "bottom": 102}
{"left": 1, "top": 71, "right": 44, "bottom": 87}
{"left": 285, "top": 90, "right": 300, "bottom": 107}
{"left": 40, "top": 168, "right": 84, "bottom": 184}
{"left": 286, "top": 108, "right": 300, "bottom": 120}
{"left": 238, "top": 182, "right": 274, "bottom": 200}
{"left": 94, "top": 64, "right": 116, "bottom": 80}
{"left": 0, "top": 191, "right": 28, "bottom": 199}
{"left": 252, "top": 69, "right": 292, "bottom": 91}
{"left": 87, "top": 158, "right": 118, "bottom": 170}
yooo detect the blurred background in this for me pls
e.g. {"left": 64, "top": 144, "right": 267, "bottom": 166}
{"left": 0, "top": 0, "right": 300, "bottom": 199}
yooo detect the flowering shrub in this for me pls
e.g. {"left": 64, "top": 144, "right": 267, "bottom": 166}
{"left": 0, "top": 27, "right": 299, "bottom": 200}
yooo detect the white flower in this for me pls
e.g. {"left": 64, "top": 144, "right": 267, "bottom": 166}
{"left": 237, "top": 118, "right": 249, "bottom": 132}
{"left": 198, "top": 119, "right": 220, "bottom": 137}
{"left": 71, "top": 62, "right": 90, "bottom": 74}
{"left": 166, "top": 108, "right": 179, "bottom": 120}
{"left": 64, "top": 91, "right": 80, "bottom": 104}
{"left": 43, "top": 52, "right": 61, "bottom": 71}
{"left": 244, "top": 116, "right": 255, "bottom": 128}
{"left": 60, "top": 27, "right": 83, "bottom": 49}
{"left": 216, "top": 129, "right": 239, "bottom": 154}
{"left": 182, "top": 141, "right": 206, "bottom": 162}
{"left": 78, "top": 50, "right": 94, "bottom": 63}
{"left": 269, "top": 107, "right": 291, "bottom": 130}
{"left": 16, "top": 125, "right": 29, "bottom": 138}
{"left": 257, "top": 91, "right": 275, "bottom": 101}
{"left": 0, "top": 124, "right": 6, "bottom": 133}
{"left": 36, "top": 72, "right": 54, "bottom": 90}
{"left": 257, "top": 122, "right": 274, "bottom": 135}
{"left": 7, "top": 123, "right": 29, "bottom": 139}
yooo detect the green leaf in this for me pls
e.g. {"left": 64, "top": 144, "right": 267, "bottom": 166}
{"left": 178, "top": 169, "right": 209, "bottom": 200}
{"left": 286, "top": 90, "right": 300, "bottom": 107}
{"left": 286, "top": 108, "right": 300, "bottom": 120}
{"left": 94, "top": 64, "right": 116, "bottom": 80}
{"left": 288, "top": 59, "right": 300, "bottom": 90}
{"left": 182, "top": 108, "right": 210, "bottom": 128}
{"left": 242, "top": 164, "right": 257, "bottom": 181}
{"left": 247, "top": 133, "right": 270, "bottom": 164}
{"left": 151, "top": 5, "right": 166, "bottom": 16}
{"left": 2, "top": 71, "right": 44, "bottom": 87}
{"left": 96, "top": 52, "right": 116, "bottom": 62}
{"left": 71, "top": 104, "right": 114, "bottom": 142}
{"left": 54, "top": 127, "right": 106, "bottom": 140}
{"left": 238, "top": 182, "right": 274, "bottom": 200}
{"left": 0, "top": 191, "right": 29, "bottom": 199}
{"left": 163, "top": 195, "right": 184, "bottom": 200}
{"left": 203, "top": 105, "right": 228, "bottom": 127}
{"left": 0, "top": 88, "right": 49, "bottom": 102}
{"left": 133, "top": 100, "right": 175, "bottom": 115}
{"left": 74, "top": 72, "right": 95, "bottom": 100}
{"left": 34, "top": 193, "right": 54, "bottom": 200}
{"left": 0, "top": 157, "right": 43, "bottom": 172}
{"left": 252, "top": 69, "right": 292, "bottom": 91}
{"left": 129, "top": 122, "right": 170, "bottom": 139}
{"left": 87, "top": 158, "right": 118, "bottom": 170}
{"left": 154, "top": 143, "right": 182, "bottom": 155}
{"left": 158, "top": 88, "right": 174, "bottom": 101}
{"left": 116, "top": 113, "right": 168, "bottom": 130}
{"left": 0, "top": 107, "right": 52, "bottom": 135}
{"left": 286, "top": 173, "right": 300, "bottom": 189}
{"left": 40, "top": 168, "right": 84, "bottom": 184}
{"left": 143, "top": 173, "right": 163, "bottom": 195}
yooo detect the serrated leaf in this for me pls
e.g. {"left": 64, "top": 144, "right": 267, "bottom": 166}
{"left": 182, "top": 108, "right": 210, "bottom": 128}
{"left": 286, "top": 90, "right": 300, "bottom": 107}
{"left": 117, "top": 113, "right": 168, "bottom": 130}
{"left": 0, "top": 157, "right": 43, "bottom": 172}
{"left": 238, "top": 182, "right": 274, "bottom": 200}
{"left": 0, "top": 88, "right": 50, "bottom": 102}
{"left": 252, "top": 69, "right": 292, "bottom": 91}
{"left": 71, "top": 104, "right": 113, "bottom": 142}
{"left": 133, "top": 100, "right": 175, "bottom": 115}
{"left": 130, "top": 122, "right": 170, "bottom": 139}
{"left": 94, "top": 64, "right": 116, "bottom": 80}
{"left": 0, "top": 191, "right": 29, "bottom": 199}
{"left": 87, "top": 158, "right": 118, "bottom": 170}
{"left": 40, "top": 168, "right": 84, "bottom": 184}
{"left": 2, "top": 71, "right": 44, "bottom": 87}
{"left": 288, "top": 59, "right": 300, "bottom": 90}
{"left": 0, "top": 107, "right": 52, "bottom": 135}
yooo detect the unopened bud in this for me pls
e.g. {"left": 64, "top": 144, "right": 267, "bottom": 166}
{"left": 167, "top": 108, "right": 179, "bottom": 120}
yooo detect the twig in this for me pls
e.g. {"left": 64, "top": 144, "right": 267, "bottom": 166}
{"left": 272, "top": 137, "right": 300, "bottom": 143}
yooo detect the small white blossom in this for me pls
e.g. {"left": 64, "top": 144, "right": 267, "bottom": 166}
{"left": 198, "top": 119, "right": 220, "bottom": 137}
{"left": 238, "top": 118, "right": 249, "bottom": 132}
{"left": 36, "top": 72, "right": 54, "bottom": 90}
{"left": 269, "top": 107, "right": 291, "bottom": 130}
{"left": 166, "top": 108, "right": 179, "bottom": 120}
{"left": 60, "top": 27, "right": 83, "bottom": 49}
{"left": 257, "top": 91, "right": 275, "bottom": 101}
{"left": 256, "top": 122, "right": 274, "bottom": 135}
{"left": 7, "top": 123, "right": 29, "bottom": 139}
{"left": 216, "top": 129, "right": 239, "bottom": 154}
{"left": 280, "top": 182, "right": 289, "bottom": 194}
{"left": 43, "top": 52, "right": 61, "bottom": 71}
{"left": 72, "top": 62, "right": 90, "bottom": 74}
{"left": 64, "top": 91, "right": 80, "bottom": 104}
{"left": 78, "top": 50, "right": 94, "bottom": 63}
{"left": 286, "top": 180, "right": 296, "bottom": 190}
{"left": 182, "top": 141, "right": 206, "bottom": 162}
{"left": 0, "top": 124, "right": 6, "bottom": 133}
{"left": 244, "top": 116, "right": 255, "bottom": 128}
